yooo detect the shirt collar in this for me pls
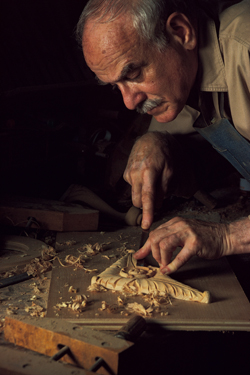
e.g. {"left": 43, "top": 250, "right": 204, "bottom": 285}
{"left": 198, "top": 14, "right": 228, "bottom": 92}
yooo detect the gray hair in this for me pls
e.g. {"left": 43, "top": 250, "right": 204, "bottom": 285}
{"left": 76, "top": 0, "right": 201, "bottom": 52}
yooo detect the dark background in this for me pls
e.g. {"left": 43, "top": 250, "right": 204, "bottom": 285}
{"left": 1, "top": 0, "right": 140, "bottom": 203}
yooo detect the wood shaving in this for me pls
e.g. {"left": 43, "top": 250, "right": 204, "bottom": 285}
{"left": 41, "top": 246, "right": 57, "bottom": 261}
{"left": 25, "top": 303, "right": 45, "bottom": 317}
{"left": 0, "top": 267, "right": 18, "bottom": 279}
{"left": 56, "top": 240, "right": 77, "bottom": 249}
{"left": 143, "top": 291, "right": 172, "bottom": 307}
{"left": 0, "top": 245, "right": 56, "bottom": 280}
{"left": 161, "top": 311, "right": 169, "bottom": 316}
{"left": 99, "top": 301, "right": 109, "bottom": 311}
{"left": 117, "top": 296, "right": 126, "bottom": 306}
{"left": 33, "top": 286, "right": 41, "bottom": 294}
{"left": 125, "top": 302, "right": 153, "bottom": 317}
{"left": 68, "top": 286, "right": 78, "bottom": 293}
{"left": 120, "top": 310, "right": 129, "bottom": 316}
{"left": 30, "top": 295, "right": 38, "bottom": 301}
{"left": 24, "top": 258, "right": 52, "bottom": 277}
{"left": 6, "top": 306, "right": 18, "bottom": 315}
{"left": 87, "top": 283, "right": 108, "bottom": 292}
{"left": 77, "top": 242, "right": 110, "bottom": 257}
{"left": 56, "top": 254, "right": 85, "bottom": 269}
{"left": 82, "top": 268, "right": 98, "bottom": 274}
{"left": 56, "top": 302, "right": 68, "bottom": 308}
{"left": 102, "top": 255, "right": 112, "bottom": 260}
{"left": 98, "top": 301, "right": 119, "bottom": 314}
{"left": 65, "top": 240, "right": 77, "bottom": 246}
{"left": 55, "top": 294, "right": 88, "bottom": 313}
{"left": 65, "top": 254, "right": 85, "bottom": 268}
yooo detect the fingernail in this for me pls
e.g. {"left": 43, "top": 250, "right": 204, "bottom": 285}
{"left": 142, "top": 221, "right": 149, "bottom": 229}
{"left": 161, "top": 267, "right": 170, "bottom": 275}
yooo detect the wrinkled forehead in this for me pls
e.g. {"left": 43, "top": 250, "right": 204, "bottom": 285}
{"left": 82, "top": 14, "right": 140, "bottom": 68}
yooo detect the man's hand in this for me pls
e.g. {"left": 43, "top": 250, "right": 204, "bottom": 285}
{"left": 133, "top": 216, "right": 250, "bottom": 273}
{"left": 123, "top": 132, "right": 173, "bottom": 230}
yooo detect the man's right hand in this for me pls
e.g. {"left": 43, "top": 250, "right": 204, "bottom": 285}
{"left": 123, "top": 131, "right": 173, "bottom": 230}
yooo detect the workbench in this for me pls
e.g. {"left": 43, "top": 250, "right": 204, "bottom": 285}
{"left": 1, "top": 197, "right": 250, "bottom": 375}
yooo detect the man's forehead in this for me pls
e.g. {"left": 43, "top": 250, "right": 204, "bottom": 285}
{"left": 82, "top": 15, "right": 144, "bottom": 82}
{"left": 83, "top": 14, "right": 137, "bottom": 52}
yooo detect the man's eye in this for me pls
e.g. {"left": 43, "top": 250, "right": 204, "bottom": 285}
{"left": 126, "top": 69, "right": 141, "bottom": 81}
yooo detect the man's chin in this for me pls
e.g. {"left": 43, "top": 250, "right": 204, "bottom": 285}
{"left": 152, "top": 110, "right": 179, "bottom": 123}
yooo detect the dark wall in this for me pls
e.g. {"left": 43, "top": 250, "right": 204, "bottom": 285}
{"left": 1, "top": 0, "right": 90, "bottom": 92}
{"left": 0, "top": 0, "right": 135, "bottom": 200}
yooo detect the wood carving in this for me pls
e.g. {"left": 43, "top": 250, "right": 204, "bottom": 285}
{"left": 91, "top": 254, "right": 211, "bottom": 303}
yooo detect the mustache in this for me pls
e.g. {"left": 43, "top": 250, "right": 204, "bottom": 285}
{"left": 136, "top": 98, "right": 163, "bottom": 114}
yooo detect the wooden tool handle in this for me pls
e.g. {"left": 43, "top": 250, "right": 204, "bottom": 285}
{"left": 114, "top": 315, "right": 146, "bottom": 342}
{"left": 193, "top": 189, "right": 217, "bottom": 209}
{"left": 62, "top": 184, "right": 142, "bottom": 226}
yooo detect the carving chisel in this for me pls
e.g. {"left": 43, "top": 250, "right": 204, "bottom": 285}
{"left": 137, "top": 229, "right": 149, "bottom": 266}
{"left": 137, "top": 228, "right": 159, "bottom": 267}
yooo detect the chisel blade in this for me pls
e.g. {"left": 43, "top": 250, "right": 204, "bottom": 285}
{"left": 137, "top": 229, "right": 159, "bottom": 267}
{"left": 137, "top": 229, "right": 149, "bottom": 266}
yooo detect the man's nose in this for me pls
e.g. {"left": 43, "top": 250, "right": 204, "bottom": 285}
{"left": 118, "top": 83, "right": 147, "bottom": 110}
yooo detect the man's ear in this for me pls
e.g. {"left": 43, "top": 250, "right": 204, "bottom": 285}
{"left": 166, "top": 12, "right": 197, "bottom": 50}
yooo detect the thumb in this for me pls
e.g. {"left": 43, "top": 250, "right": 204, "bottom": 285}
{"left": 133, "top": 242, "right": 151, "bottom": 259}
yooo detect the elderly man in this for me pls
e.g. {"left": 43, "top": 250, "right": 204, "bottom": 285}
{"left": 76, "top": 0, "right": 250, "bottom": 274}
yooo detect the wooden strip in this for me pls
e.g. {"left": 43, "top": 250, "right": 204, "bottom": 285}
{"left": 0, "top": 196, "right": 99, "bottom": 231}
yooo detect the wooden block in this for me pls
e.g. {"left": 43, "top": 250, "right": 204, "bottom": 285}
{"left": 4, "top": 316, "right": 133, "bottom": 375}
{"left": 0, "top": 196, "right": 99, "bottom": 231}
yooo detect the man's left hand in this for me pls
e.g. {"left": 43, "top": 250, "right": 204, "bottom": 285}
{"left": 133, "top": 216, "right": 250, "bottom": 273}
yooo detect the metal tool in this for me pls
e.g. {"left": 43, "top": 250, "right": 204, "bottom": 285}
{"left": 137, "top": 228, "right": 159, "bottom": 267}
{"left": 137, "top": 229, "right": 150, "bottom": 267}
{"left": 139, "top": 229, "right": 149, "bottom": 249}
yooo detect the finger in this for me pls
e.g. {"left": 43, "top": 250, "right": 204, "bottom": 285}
{"left": 141, "top": 202, "right": 154, "bottom": 229}
{"left": 123, "top": 164, "right": 132, "bottom": 185}
{"left": 133, "top": 240, "right": 151, "bottom": 259}
{"left": 161, "top": 246, "right": 194, "bottom": 274}
{"left": 141, "top": 171, "right": 158, "bottom": 229}
{"left": 155, "top": 232, "right": 183, "bottom": 267}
